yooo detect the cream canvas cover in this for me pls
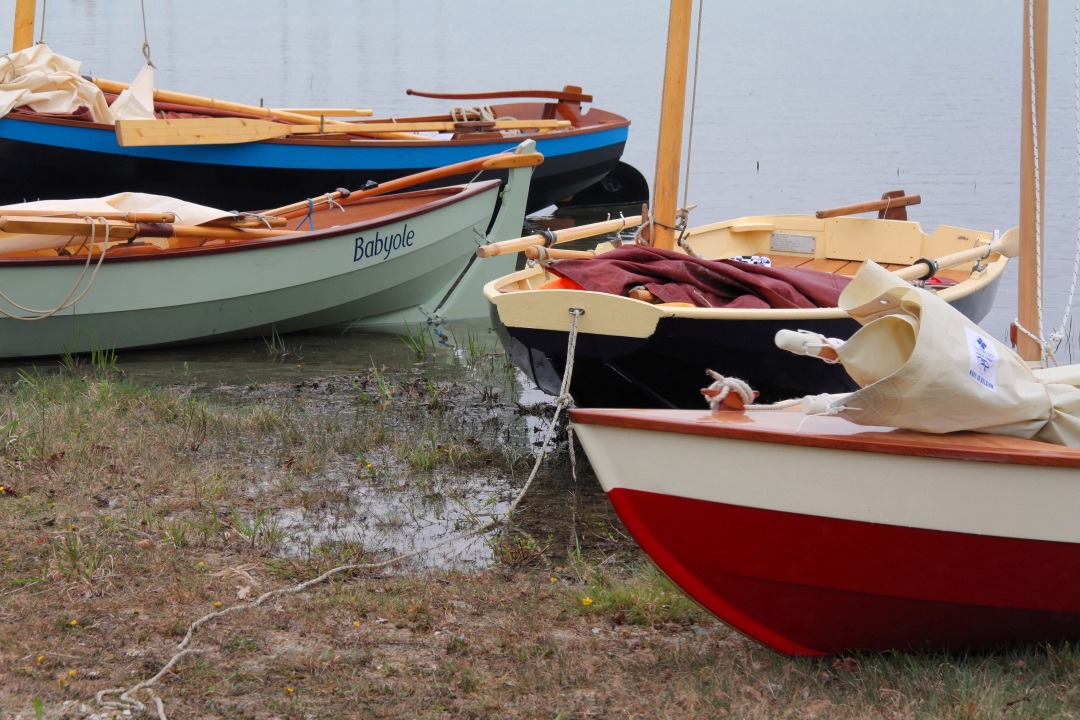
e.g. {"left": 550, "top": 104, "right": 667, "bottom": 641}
{"left": 803, "top": 260, "right": 1080, "bottom": 447}
{"left": 0, "top": 44, "right": 153, "bottom": 122}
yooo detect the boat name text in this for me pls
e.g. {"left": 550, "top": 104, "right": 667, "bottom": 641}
{"left": 354, "top": 225, "right": 416, "bottom": 262}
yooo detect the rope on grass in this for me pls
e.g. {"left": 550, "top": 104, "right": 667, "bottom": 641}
{"left": 94, "top": 307, "right": 588, "bottom": 720}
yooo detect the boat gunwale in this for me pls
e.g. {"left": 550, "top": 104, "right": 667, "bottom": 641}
{"left": 569, "top": 408, "right": 1080, "bottom": 467}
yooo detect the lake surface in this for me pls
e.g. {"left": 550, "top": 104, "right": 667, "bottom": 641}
{"left": 2, "top": 0, "right": 1078, "bottom": 364}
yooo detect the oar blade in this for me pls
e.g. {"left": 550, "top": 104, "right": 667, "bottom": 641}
{"left": 115, "top": 118, "right": 291, "bottom": 147}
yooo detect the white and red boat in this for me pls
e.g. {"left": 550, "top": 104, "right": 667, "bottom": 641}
{"left": 570, "top": 0, "right": 1080, "bottom": 656}
{"left": 570, "top": 406, "right": 1080, "bottom": 655}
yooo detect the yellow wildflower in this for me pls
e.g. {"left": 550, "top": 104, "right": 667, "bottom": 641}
{"left": 582, "top": 597, "right": 594, "bottom": 606}
{"left": 37, "top": 655, "right": 44, "bottom": 663}
{"left": 68, "top": 669, "right": 76, "bottom": 678}
{"left": 353, "top": 620, "right": 362, "bottom": 627}
{"left": 214, "top": 601, "right": 223, "bottom": 608}
{"left": 68, "top": 619, "right": 78, "bottom": 627}
{"left": 285, "top": 686, "right": 295, "bottom": 694}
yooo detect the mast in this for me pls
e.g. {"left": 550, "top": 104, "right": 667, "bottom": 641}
{"left": 1017, "top": 0, "right": 1047, "bottom": 362}
{"left": 651, "top": 0, "right": 693, "bottom": 251}
{"left": 12, "top": 0, "right": 35, "bottom": 52}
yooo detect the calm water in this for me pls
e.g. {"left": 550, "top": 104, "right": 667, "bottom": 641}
{"left": 3, "top": 0, "right": 1079, "bottom": 364}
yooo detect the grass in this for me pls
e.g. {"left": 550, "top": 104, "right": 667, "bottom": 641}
{"left": 0, "top": 358, "right": 1078, "bottom": 719}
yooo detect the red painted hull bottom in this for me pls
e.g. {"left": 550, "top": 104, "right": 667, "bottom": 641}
{"left": 607, "top": 488, "right": 1080, "bottom": 656}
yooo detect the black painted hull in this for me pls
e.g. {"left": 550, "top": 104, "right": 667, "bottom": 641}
{"left": 0, "top": 134, "right": 625, "bottom": 213}
{"left": 494, "top": 272, "right": 1005, "bottom": 409}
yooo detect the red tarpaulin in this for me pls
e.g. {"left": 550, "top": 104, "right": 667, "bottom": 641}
{"left": 546, "top": 245, "right": 850, "bottom": 309}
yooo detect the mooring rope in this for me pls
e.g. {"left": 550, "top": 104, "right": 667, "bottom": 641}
{"left": 95, "top": 308, "right": 587, "bottom": 720}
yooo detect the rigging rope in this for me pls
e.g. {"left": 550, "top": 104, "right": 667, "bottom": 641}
{"left": 35, "top": 0, "right": 46, "bottom": 45}
{"left": 139, "top": 0, "right": 155, "bottom": 67}
{"left": 681, "top": 0, "right": 704, "bottom": 210}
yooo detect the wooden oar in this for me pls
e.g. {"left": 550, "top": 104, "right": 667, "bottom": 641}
{"left": 0, "top": 209, "right": 176, "bottom": 223}
{"left": 273, "top": 144, "right": 545, "bottom": 221}
{"left": 115, "top": 117, "right": 571, "bottom": 147}
{"left": 815, "top": 194, "right": 922, "bottom": 219}
{"left": 0, "top": 216, "right": 293, "bottom": 242}
{"left": 894, "top": 227, "right": 1019, "bottom": 282}
{"left": 91, "top": 77, "right": 372, "bottom": 121}
{"left": 475, "top": 215, "right": 644, "bottom": 258}
{"left": 407, "top": 86, "right": 594, "bottom": 103}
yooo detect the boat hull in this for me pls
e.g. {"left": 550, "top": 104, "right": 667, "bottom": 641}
{"left": 0, "top": 183, "right": 502, "bottom": 358}
{"left": 571, "top": 409, "right": 1080, "bottom": 655}
{"left": 0, "top": 114, "right": 628, "bottom": 213}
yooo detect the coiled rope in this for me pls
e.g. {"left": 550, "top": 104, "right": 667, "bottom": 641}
{"left": 0, "top": 218, "right": 112, "bottom": 321}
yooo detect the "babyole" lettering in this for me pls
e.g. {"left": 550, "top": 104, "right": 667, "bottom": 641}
{"left": 353, "top": 225, "right": 416, "bottom": 262}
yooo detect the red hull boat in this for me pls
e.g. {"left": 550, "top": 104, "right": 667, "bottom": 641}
{"left": 574, "top": 408, "right": 1080, "bottom": 656}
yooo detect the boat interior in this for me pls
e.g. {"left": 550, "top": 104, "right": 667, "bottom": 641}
{"left": 493, "top": 212, "right": 1010, "bottom": 309}
{"left": 0, "top": 181, "right": 496, "bottom": 263}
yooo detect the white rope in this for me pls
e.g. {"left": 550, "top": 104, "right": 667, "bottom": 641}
{"left": 0, "top": 218, "right": 111, "bottom": 320}
{"left": 94, "top": 308, "right": 588, "bottom": 720}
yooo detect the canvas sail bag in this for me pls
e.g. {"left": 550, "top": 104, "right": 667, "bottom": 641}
{"left": 808, "top": 260, "right": 1080, "bottom": 447}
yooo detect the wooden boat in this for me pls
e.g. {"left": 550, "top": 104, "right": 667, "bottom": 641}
{"left": 481, "top": 0, "right": 1011, "bottom": 409}
{"left": 485, "top": 212, "right": 1009, "bottom": 407}
{"left": 0, "top": 6, "right": 633, "bottom": 213}
{"left": 0, "top": 142, "right": 539, "bottom": 359}
{"left": 570, "top": 405, "right": 1080, "bottom": 655}
{"left": 569, "top": 0, "right": 1080, "bottom": 655}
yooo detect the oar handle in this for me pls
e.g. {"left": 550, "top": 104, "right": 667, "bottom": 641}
{"left": 894, "top": 227, "right": 1019, "bottom": 282}
{"left": 476, "top": 215, "right": 643, "bottom": 258}
{"left": 815, "top": 194, "right": 921, "bottom": 219}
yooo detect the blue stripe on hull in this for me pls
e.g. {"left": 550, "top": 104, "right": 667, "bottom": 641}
{"left": 0, "top": 117, "right": 629, "bottom": 170}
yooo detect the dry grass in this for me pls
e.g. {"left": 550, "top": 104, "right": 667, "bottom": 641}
{"left": 1, "top": 363, "right": 1079, "bottom": 719}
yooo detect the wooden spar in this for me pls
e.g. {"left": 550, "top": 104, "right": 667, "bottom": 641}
{"left": 651, "top": 0, "right": 693, "bottom": 251}
{"left": 272, "top": 108, "right": 372, "bottom": 117}
{"left": 115, "top": 117, "right": 572, "bottom": 147}
{"left": 273, "top": 142, "right": 544, "bottom": 220}
{"left": 0, "top": 216, "right": 294, "bottom": 242}
{"left": 1018, "top": 0, "right": 1048, "bottom": 362}
{"left": 0, "top": 208, "right": 177, "bottom": 223}
{"left": 475, "top": 215, "right": 644, "bottom": 258}
{"left": 12, "top": 0, "right": 35, "bottom": 52}
{"left": 406, "top": 86, "right": 594, "bottom": 104}
{"left": 87, "top": 77, "right": 418, "bottom": 139}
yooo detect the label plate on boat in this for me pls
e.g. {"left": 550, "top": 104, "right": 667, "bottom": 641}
{"left": 770, "top": 232, "right": 816, "bottom": 254}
